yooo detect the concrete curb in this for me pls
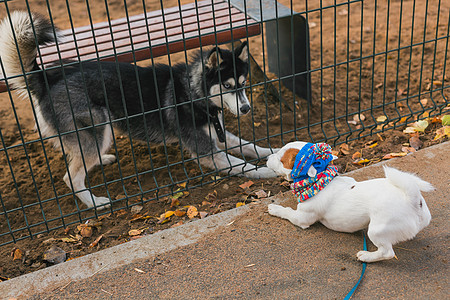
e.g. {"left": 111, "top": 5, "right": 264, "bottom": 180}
{"left": 1, "top": 141, "right": 448, "bottom": 299}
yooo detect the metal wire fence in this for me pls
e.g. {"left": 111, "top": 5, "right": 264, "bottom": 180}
{"left": 0, "top": 0, "right": 448, "bottom": 247}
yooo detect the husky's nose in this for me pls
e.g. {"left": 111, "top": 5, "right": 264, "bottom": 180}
{"left": 240, "top": 104, "right": 250, "bottom": 114}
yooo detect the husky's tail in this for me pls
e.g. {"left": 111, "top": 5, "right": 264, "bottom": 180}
{"left": 384, "top": 166, "right": 434, "bottom": 202}
{"left": 0, "top": 11, "right": 58, "bottom": 93}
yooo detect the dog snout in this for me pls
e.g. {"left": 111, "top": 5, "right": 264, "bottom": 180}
{"left": 240, "top": 104, "right": 250, "bottom": 114}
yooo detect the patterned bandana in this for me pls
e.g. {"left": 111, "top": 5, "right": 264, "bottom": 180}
{"left": 290, "top": 143, "right": 339, "bottom": 202}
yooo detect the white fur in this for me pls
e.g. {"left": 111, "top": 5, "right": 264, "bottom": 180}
{"left": 267, "top": 141, "right": 433, "bottom": 262}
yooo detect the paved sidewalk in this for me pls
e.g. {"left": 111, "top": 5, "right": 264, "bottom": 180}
{"left": 2, "top": 142, "right": 449, "bottom": 299}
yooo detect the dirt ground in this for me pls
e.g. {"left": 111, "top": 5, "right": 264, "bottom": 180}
{"left": 0, "top": 0, "right": 449, "bottom": 279}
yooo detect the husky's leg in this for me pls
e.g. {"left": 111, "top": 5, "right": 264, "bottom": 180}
{"left": 63, "top": 153, "right": 111, "bottom": 209}
{"left": 62, "top": 120, "right": 112, "bottom": 209}
{"left": 198, "top": 150, "right": 276, "bottom": 178}
{"left": 216, "top": 130, "right": 278, "bottom": 159}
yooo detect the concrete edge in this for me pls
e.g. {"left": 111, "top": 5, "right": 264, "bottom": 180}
{"left": 1, "top": 141, "right": 448, "bottom": 299}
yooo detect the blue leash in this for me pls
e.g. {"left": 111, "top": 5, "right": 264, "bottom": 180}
{"left": 343, "top": 231, "right": 367, "bottom": 300}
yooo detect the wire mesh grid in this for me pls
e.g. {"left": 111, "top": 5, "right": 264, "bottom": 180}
{"left": 0, "top": 0, "right": 448, "bottom": 247}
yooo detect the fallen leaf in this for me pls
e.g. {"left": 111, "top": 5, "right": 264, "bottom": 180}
{"left": 174, "top": 210, "right": 186, "bottom": 217}
{"left": 253, "top": 122, "right": 261, "bottom": 127}
{"left": 420, "top": 99, "right": 428, "bottom": 106}
{"left": 201, "top": 201, "right": 211, "bottom": 206}
{"left": 399, "top": 116, "right": 408, "bottom": 123}
{"left": 402, "top": 147, "right": 416, "bottom": 153}
{"left": 409, "top": 134, "right": 423, "bottom": 150}
{"left": 205, "top": 190, "right": 218, "bottom": 201}
{"left": 199, "top": 211, "right": 208, "bottom": 219}
{"left": 187, "top": 206, "right": 198, "bottom": 219}
{"left": 128, "top": 229, "right": 143, "bottom": 236}
{"left": 239, "top": 181, "right": 254, "bottom": 189}
{"left": 403, "top": 120, "right": 429, "bottom": 133}
{"left": 177, "top": 182, "right": 187, "bottom": 188}
{"left": 170, "top": 198, "right": 180, "bottom": 208}
{"left": 254, "top": 189, "right": 268, "bottom": 199}
{"left": 130, "top": 205, "right": 143, "bottom": 214}
{"left": 442, "top": 115, "right": 450, "bottom": 126}
{"left": 375, "top": 83, "right": 383, "bottom": 89}
{"left": 352, "top": 158, "right": 370, "bottom": 165}
{"left": 60, "top": 237, "right": 79, "bottom": 243}
{"left": 376, "top": 116, "right": 387, "bottom": 123}
{"left": 12, "top": 248, "right": 24, "bottom": 261}
{"left": 236, "top": 202, "right": 246, "bottom": 208}
{"left": 382, "top": 152, "right": 407, "bottom": 160}
{"left": 171, "top": 221, "right": 184, "bottom": 228}
{"left": 80, "top": 226, "right": 93, "bottom": 238}
{"left": 365, "top": 141, "right": 378, "bottom": 149}
{"left": 352, "top": 152, "right": 362, "bottom": 160}
{"left": 353, "top": 114, "right": 366, "bottom": 123}
{"left": 339, "top": 143, "right": 350, "bottom": 155}
{"left": 88, "top": 235, "right": 103, "bottom": 248}
{"left": 433, "top": 126, "right": 450, "bottom": 140}
{"left": 43, "top": 246, "right": 66, "bottom": 264}
{"left": 432, "top": 80, "right": 442, "bottom": 87}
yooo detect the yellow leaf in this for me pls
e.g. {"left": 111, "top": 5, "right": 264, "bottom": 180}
{"left": 352, "top": 158, "right": 370, "bottom": 165}
{"left": 177, "top": 182, "right": 187, "bottom": 188}
{"left": 369, "top": 142, "right": 378, "bottom": 148}
{"left": 236, "top": 202, "right": 246, "bottom": 208}
{"left": 12, "top": 249, "right": 24, "bottom": 261}
{"left": 433, "top": 126, "right": 450, "bottom": 140}
{"left": 128, "top": 229, "right": 143, "bottom": 236}
{"left": 187, "top": 206, "right": 198, "bottom": 219}
{"left": 164, "top": 211, "right": 175, "bottom": 218}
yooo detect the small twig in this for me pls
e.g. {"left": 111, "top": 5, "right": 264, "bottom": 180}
{"left": 101, "top": 288, "right": 113, "bottom": 296}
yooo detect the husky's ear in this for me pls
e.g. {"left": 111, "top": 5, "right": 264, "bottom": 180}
{"left": 235, "top": 41, "right": 248, "bottom": 62}
{"left": 280, "top": 148, "right": 299, "bottom": 170}
{"left": 206, "top": 48, "right": 223, "bottom": 69}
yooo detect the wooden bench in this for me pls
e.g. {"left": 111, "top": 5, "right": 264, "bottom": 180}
{"left": 0, "top": 0, "right": 261, "bottom": 92}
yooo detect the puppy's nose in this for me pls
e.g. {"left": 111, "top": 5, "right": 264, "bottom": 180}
{"left": 240, "top": 104, "right": 250, "bottom": 114}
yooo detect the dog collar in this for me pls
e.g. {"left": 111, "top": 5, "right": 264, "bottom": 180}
{"left": 291, "top": 143, "right": 334, "bottom": 183}
{"left": 209, "top": 109, "right": 225, "bottom": 143}
{"left": 291, "top": 164, "right": 339, "bottom": 202}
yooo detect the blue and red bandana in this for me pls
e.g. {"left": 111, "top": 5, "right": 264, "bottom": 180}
{"left": 290, "top": 143, "right": 338, "bottom": 202}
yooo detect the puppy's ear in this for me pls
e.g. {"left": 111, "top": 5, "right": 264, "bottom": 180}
{"left": 280, "top": 148, "right": 299, "bottom": 170}
{"left": 235, "top": 41, "right": 248, "bottom": 62}
{"left": 206, "top": 48, "right": 223, "bottom": 69}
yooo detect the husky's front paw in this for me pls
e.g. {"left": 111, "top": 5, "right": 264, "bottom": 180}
{"left": 86, "top": 196, "right": 111, "bottom": 210}
{"left": 246, "top": 167, "right": 277, "bottom": 179}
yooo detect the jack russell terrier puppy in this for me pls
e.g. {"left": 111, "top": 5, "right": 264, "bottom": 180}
{"left": 267, "top": 141, "right": 433, "bottom": 262}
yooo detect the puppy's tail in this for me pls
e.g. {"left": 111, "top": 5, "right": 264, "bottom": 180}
{"left": 0, "top": 11, "right": 58, "bottom": 94}
{"left": 384, "top": 166, "right": 434, "bottom": 200}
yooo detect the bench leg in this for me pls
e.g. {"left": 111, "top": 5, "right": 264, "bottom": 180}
{"left": 266, "top": 15, "right": 311, "bottom": 103}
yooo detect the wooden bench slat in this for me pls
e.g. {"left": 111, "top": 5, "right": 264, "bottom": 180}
{"left": 0, "top": 0, "right": 261, "bottom": 92}
{"left": 39, "top": 6, "right": 245, "bottom": 57}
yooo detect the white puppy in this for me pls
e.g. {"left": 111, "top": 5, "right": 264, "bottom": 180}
{"left": 267, "top": 141, "right": 433, "bottom": 262}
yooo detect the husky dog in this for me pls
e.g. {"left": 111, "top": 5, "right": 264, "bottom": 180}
{"left": 0, "top": 12, "right": 277, "bottom": 209}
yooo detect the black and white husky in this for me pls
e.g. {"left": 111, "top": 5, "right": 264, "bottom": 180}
{"left": 0, "top": 12, "right": 278, "bottom": 209}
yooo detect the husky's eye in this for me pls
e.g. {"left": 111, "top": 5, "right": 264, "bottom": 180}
{"left": 223, "top": 83, "right": 231, "bottom": 89}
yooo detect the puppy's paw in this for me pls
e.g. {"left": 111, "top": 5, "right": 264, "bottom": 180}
{"left": 268, "top": 204, "right": 285, "bottom": 217}
{"left": 356, "top": 250, "right": 394, "bottom": 263}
